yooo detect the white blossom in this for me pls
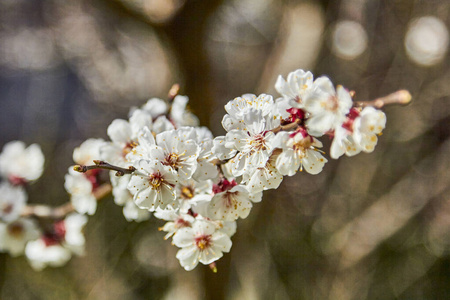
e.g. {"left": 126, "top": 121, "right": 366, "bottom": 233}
{"left": 191, "top": 127, "right": 219, "bottom": 181}
{"left": 155, "top": 210, "right": 195, "bottom": 240}
{"left": 275, "top": 69, "right": 314, "bottom": 108}
{"left": 62, "top": 213, "right": 88, "bottom": 255}
{"left": 353, "top": 107, "right": 386, "bottom": 153}
{"left": 329, "top": 126, "right": 361, "bottom": 159}
{"left": 275, "top": 130, "right": 327, "bottom": 175}
{"left": 64, "top": 168, "right": 97, "bottom": 215}
{"left": 304, "top": 78, "right": 353, "bottom": 136}
{"left": 0, "top": 218, "right": 40, "bottom": 257}
{"left": 127, "top": 127, "right": 201, "bottom": 181}
{"left": 0, "top": 141, "right": 44, "bottom": 183}
{"left": 225, "top": 94, "right": 274, "bottom": 117}
{"left": 243, "top": 154, "right": 283, "bottom": 193}
{"left": 73, "top": 138, "right": 105, "bottom": 165}
{"left": 101, "top": 109, "right": 152, "bottom": 167}
{"left": 212, "top": 136, "right": 237, "bottom": 161}
{"left": 217, "top": 220, "right": 237, "bottom": 237}
{"left": 225, "top": 108, "right": 279, "bottom": 177}
{"left": 222, "top": 94, "right": 275, "bottom": 132}
{"left": 207, "top": 180, "right": 253, "bottom": 222}
{"left": 110, "top": 173, "right": 132, "bottom": 206}
{"left": 0, "top": 182, "right": 27, "bottom": 223}
{"left": 128, "top": 160, "right": 178, "bottom": 211}
{"left": 170, "top": 95, "right": 200, "bottom": 127}
{"left": 25, "top": 213, "right": 88, "bottom": 271}
{"left": 66, "top": 139, "right": 107, "bottom": 215}
{"left": 152, "top": 116, "right": 175, "bottom": 134}
{"left": 155, "top": 128, "right": 200, "bottom": 180}
{"left": 25, "top": 238, "right": 72, "bottom": 271}
{"left": 330, "top": 107, "right": 386, "bottom": 159}
{"left": 141, "top": 97, "right": 169, "bottom": 119}
{"left": 273, "top": 97, "right": 292, "bottom": 120}
{"left": 123, "top": 200, "right": 151, "bottom": 222}
{"left": 176, "top": 179, "right": 213, "bottom": 212}
{"left": 125, "top": 126, "right": 156, "bottom": 162}
{"left": 0, "top": 68, "right": 395, "bottom": 272}
{"left": 173, "top": 219, "right": 232, "bottom": 271}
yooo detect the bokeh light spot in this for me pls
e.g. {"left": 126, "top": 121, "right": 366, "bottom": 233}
{"left": 405, "top": 16, "right": 449, "bottom": 67}
{"left": 331, "top": 20, "right": 368, "bottom": 60}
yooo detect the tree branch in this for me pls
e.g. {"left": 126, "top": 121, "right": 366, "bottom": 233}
{"left": 354, "top": 90, "right": 412, "bottom": 109}
{"left": 74, "top": 160, "right": 136, "bottom": 176}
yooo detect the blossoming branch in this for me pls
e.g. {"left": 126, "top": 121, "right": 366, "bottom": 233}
{"left": 0, "top": 69, "right": 411, "bottom": 271}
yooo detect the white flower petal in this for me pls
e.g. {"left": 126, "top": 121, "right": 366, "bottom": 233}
{"left": 107, "top": 119, "right": 132, "bottom": 144}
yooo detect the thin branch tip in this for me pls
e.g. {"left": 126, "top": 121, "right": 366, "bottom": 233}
{"left": 74, "top": 161, "right": 135, "bottom": 176}
{"left": 73, "top": 165, "right": 86, "bottom": 173}
{"left": 397, "top": 90, "right": 412, "bottom": 105}
{"left": 168, "top": 83, "right": 180, "bottom": 101}
{"left": 355, "top": 89, "right": 412, "bottom": 108}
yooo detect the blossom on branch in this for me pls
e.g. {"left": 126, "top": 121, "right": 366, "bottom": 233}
{"left": 275, "top": 69, "right": 314, "bottom": 109}
{"left": 223, "top": 108, "right": 279, "bottom": 178}
{"left": 304, "top": 79, "right": 353, "bottom": 136}
{"left": 0, "top": 218, "right": 40, "bottom": 257}
{"left": 128, "top": 160, "right": 178, "bottom": 211}
{"left": 0, "top": 141, "right": 44, "bottom": 184}
{"left": 173, "top": 219, "right": 232, "bottom": 271}
{"left": 275, "top": 129, "right": 327, "bottom": 175}
{"left": 0, "top": 68, "right": 405, "bottom": 272}
{"left": 65, "top": 139, "right": 106, "bottom": 215}
{"left": 330, "top": 107, "right": 386, "bottom": 159}
{"left": 25, "top": 213, "right": 88, "bottom": 271}
{"left": 0, "top": 182, "right": 27, "bottom": 223}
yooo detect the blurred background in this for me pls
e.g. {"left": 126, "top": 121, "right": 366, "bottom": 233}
{"left": 0, "top": 0, "right": 449, "bottom": 299}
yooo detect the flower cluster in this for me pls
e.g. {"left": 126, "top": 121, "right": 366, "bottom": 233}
{"left": 0, "top": 69, "right": 397, "bottom": 271}
{"left": 97, "top": 69, "right": 387, "bottom": 270}
{"left": 0, "top": 141, "right": 88, "bottom": 270}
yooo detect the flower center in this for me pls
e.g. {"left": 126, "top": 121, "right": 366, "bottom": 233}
{"left": 213, "top": 179, "right": 237, "bottom": 194}
{"left": 163, "top": 153, "right": 182, "bottom": 170}
{"left": 43, "top": 220, "right": 66, "bottom": 246}
{"left": 1, "top": 203, "right": 13, "bottom": 215}
{"left": 8, "top": 175, "right": 27, "bottom": 186}
{"left": 250, "top": 134, "right": 267, "bottom": 151}
{"left": 322, "top": 96, "right": 339, "bottom": 112}
{"left": 342, "top": 119, "right": 354, "bottom": 133}
{"left": 224, "top": 191, "right": 238, "bottom": 209}
{"left": 123, "top": 141, "right": 139, "bottom": 157}
{"left": 195, "top": 234, "right": 212, "bottom": 251}
{"left": 287, "top": 107, "right": 305, "bottom": 122}
{"left": 149, "top": 173, "right": 163, "bottom": 189}
{"left": 180, "top": 185, "right": 194, "bottom": 199}
{"left": 342, "top": 108, "right": 360, "bottom": 133}
{"left": 292, "top": 138, "right": 313, "bottom": 158}
{"left": 7, "top": 222, "right": 24, "bottom": 238}
{"left": 175, "top": 217, "right": 191, "bottom": 228}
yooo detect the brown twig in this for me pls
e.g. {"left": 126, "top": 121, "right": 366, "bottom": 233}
{"left": 354, "top": 90, "right": 412, "bottom": 109}
{"left": 74, "top": 160, "right": 136, "bottom": 176}
{"left": 21, "top": 202, "right": 74, "bottom": 219}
